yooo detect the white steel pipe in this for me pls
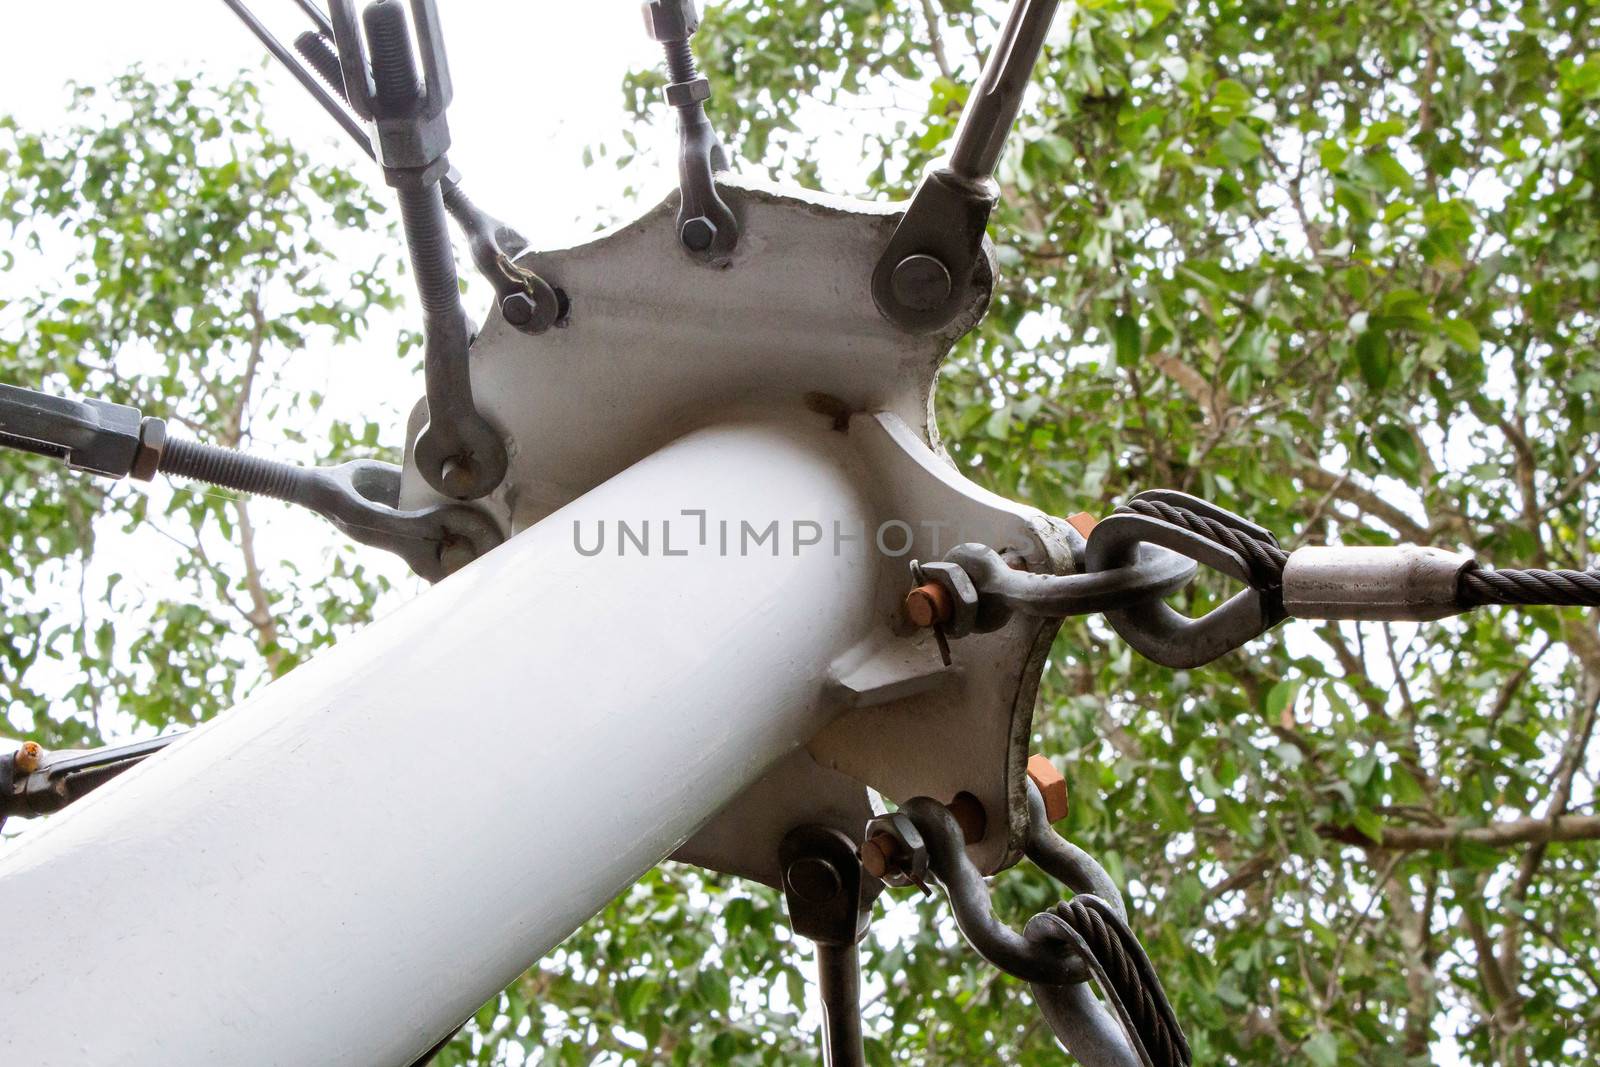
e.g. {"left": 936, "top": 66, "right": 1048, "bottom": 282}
{"left": 0, "top": 415, "right": 877, "bottom": 1065}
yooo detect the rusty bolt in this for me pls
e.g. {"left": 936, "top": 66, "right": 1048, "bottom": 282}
{"left": 904, "top": 581, "right": 953, "bottom": 629}
{"left": 1027, "top": 753, "right": 1069, "bottom": 823}
{"left": 1066, "top": 511, "right": 1098, "bottom": 539}
{"left": 947, "top": 792, "right": 988, "bottom": 844}
{"left": 14, "top": 741, "right": 43, "bottom": 774}
{"left": 858, "top": 833, "right": 898, "bottom": 880}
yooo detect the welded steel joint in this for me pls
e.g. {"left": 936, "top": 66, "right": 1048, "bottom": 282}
{"left": 643, "top": 0, "right": 739, "bottom": 261}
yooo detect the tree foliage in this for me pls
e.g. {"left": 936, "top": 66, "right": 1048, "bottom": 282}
{"left": 0, "top": 70, "right": 403, "bottom": 746}
{"left": 3, "top": 1, "right": 1599, "bottom": 1064}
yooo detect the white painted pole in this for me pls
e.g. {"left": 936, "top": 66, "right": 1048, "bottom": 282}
{"left": 0, "top": 415, "right": 877, "bottom": 1066}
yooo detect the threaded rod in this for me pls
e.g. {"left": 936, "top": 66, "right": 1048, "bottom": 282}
{"left": 158, "top": 438, "right": 304, "bottom": 504}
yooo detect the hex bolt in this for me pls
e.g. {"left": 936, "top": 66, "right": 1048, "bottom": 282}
{"left": 784, "top": 855, "right": 843, "bottom": 904}
{"left": 14, "top": 741, "right": 43, "bottom": 774}
{"left": 1027, "top": 753, "right": 1069, "bottom": 823}
{"left": 905, "top": 581, "right": 954, "bottom": 628}
{"left": 500, "top": 292, "right": 540, "bottom": 329}
{"left": 889, "top": 253, "right": 953, "bottom": 313}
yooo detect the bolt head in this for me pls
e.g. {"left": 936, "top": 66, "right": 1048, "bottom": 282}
{"left": 500, "top": 291, "right": 558, "bottom": 335}
{"left": 890, "top": 253, "right": 952, "bottom": 313}
{"left": 680, "top": 216, "right": 718, "bottom": 252}
{"left": 641, "top": 0, "right": 699, "bottom": 41}
{"left": 784, "top": 856, "right": 843, "bottom": 904}
{"left": 14, "top": 741, "right": 43, "bottom": 774}
{"left": 905, "top": 582, "right": 953, "bottom": 629}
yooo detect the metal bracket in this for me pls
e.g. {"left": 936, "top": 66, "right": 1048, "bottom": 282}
{"left": 643, "top": 0, "right": 739, "bottom": 262}
{"left": 779, "top": 825, "right": 878, "bottom": 1067}
{"left": 2, "top": 736, "right": 181, "bottom": 823}
{"left": 870, "top": 0, "right": 1059, "bottom": 332}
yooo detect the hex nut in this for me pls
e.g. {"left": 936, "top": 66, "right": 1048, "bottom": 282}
{"left": 1027, "top": 753, "right": 1069, "bottom": 824}
{"left": 664, "top": 77, "right": 711, "bottom": 107}
{"left": 131, "top": 417, "right": 167, "bottom": 482}
{"left": 641, "top": 0, "right": 699, "bottom": 41}
{"left": 681, "top": 216, "right": 718, "bottom": 252}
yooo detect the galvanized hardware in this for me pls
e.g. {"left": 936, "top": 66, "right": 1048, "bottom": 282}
{"left": 895, "top": 795, "right": 1089, "bottom": 985}
{"left": 0, "top": 384, "right": 502, "bottom": 582}
{"left": 936, "top": 538, "right": 1197, "bottom": 633}
{"left": 871, "top": 0, "right": 1060, "bottom": 332}
{"left": 906, "top": 559, "right": 966, "bottom": 665}
{"left": 1023, "top": 779, "right": 1121, "bottom": 918}
{"left": 643, "top": 0, "right": 739, "bottom": 262}
{"left": 1027, "top": 754, "right": 1068, "bottom": 824}
{"left": 858, "top": 811, "right": 930, "bottom": 892}
{"left": 3, "top": 735, "right": 181, "bottom": 824}
{"left": 1027, "top": 897, "right": 1190, "bottom": 1067}
{"left": 329, "top": 0, "right": 452, "bottom": 183}
{"left": 221, "top": 0, "right": 376, "bottom": 158}
{"left": 1283, "top": 544, "right": 1477, "bottom": 621}
{"left": 284, "top": 22, "right": 567, "bottom": 336}
{"left": 0, "top": 383, "right": 149, "bottom": 478}
{"left": 1085, "top": 492, "right": 1286, "bottom": 669}
{"left": 779, "top": 825, "right": 879, "bottom": 1067}
{"left": 326, "top": 0, "right": 508, "bottom": 502}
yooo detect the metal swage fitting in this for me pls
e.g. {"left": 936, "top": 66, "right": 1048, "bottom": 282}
{"left": 1125, "top": 495, "right": 1600, "bottom": 611}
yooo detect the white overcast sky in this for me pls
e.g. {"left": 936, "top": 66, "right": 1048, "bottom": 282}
{"left": 1, "top": 1, "right": 670, "bottom": 244}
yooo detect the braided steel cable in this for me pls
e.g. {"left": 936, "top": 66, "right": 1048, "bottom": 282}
{"left": 1053, "top": 897, "right": 1190, "bottom": 1067}
{"left": 1116, "top": 497, "right": 1288, "bottom": 588}
{"left": 1459, "top": 566, "right": 1600, "bottom": 607}
{"left": 1120, "top": 496, "right": 1600, "bottom": 611}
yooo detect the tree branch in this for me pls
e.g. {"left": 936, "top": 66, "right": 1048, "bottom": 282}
{"left": 1319, "top": 813, "right": 1600, "bottom": 851}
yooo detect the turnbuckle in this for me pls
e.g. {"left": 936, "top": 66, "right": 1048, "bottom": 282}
{"left": 1085, "top": 490, "right": 1286, "bottom": 669}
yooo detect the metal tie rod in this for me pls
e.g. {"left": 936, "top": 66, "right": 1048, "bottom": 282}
{"left": 219, "top": 0, "right": 375, "bottom": 160}
{"left": 948, "top": 0, "right": 1061, "bottom": 181}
